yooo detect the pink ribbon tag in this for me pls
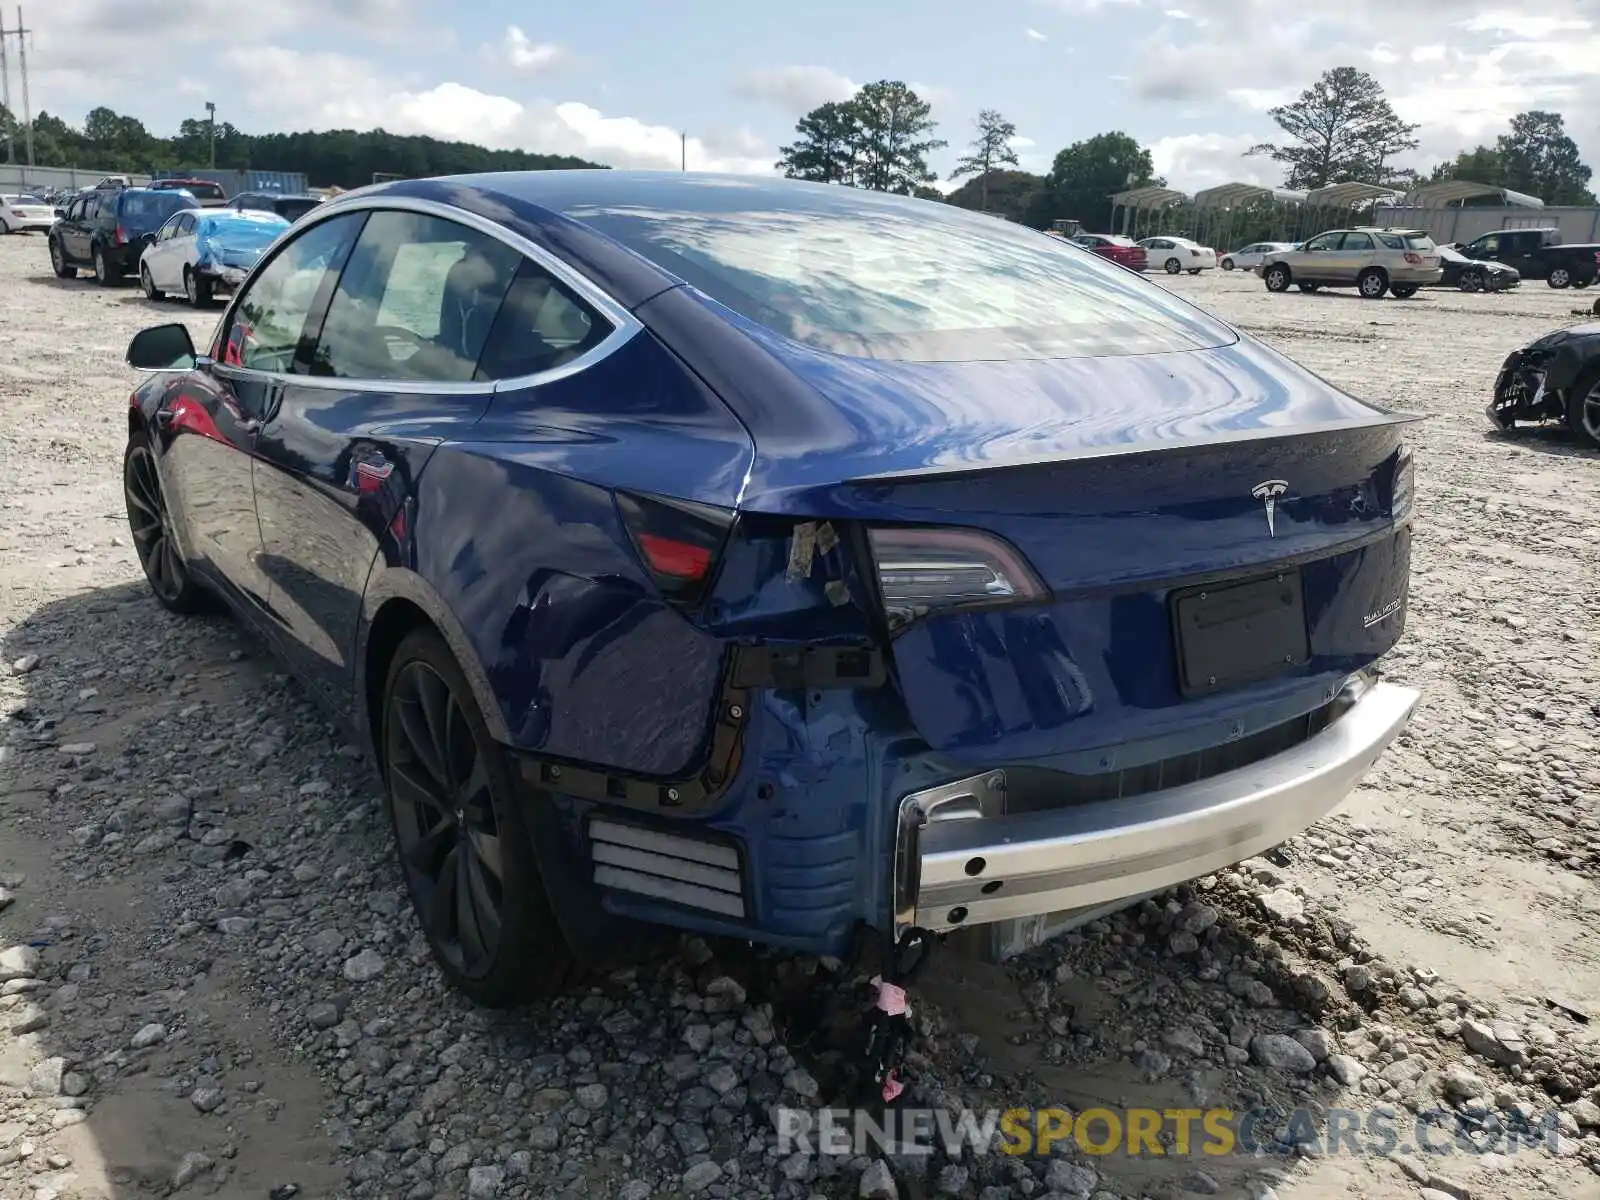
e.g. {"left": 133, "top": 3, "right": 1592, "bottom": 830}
{"left": 882, "top": 1072, "right": 905, "bottom": 1102}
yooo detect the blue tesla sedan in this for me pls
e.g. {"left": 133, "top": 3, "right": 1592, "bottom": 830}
{"left": 122, "top": 171, "right": 1420, "bottom": 1009}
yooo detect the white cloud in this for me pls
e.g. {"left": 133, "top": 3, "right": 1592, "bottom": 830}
{"left": 499, "top": 27, "right": 570, "bottom": 74}
{"left": 220, "top": 48, "right": 775, "bottom": 174}
{"left": 1009, "top": 135, "right": 1037, "bottom": 149}
{"left": 1127, "top": 0, "right": 1600, "bottom": 180}
{"left": 1149, "top": 132, "right": 1280, "bottom": 192}
{"left": 730, "top": 66, "right": 858, "bottom": 115}
{"left": 1026, "top": 27, "right": 1049, "bottom": 40}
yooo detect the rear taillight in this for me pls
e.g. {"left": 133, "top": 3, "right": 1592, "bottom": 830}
{"left": 1391, "top": 451, "right": 1414, "bottom": 523}
{"left": 867, "top": 526, "right": 1047, "bottom": 630}
{"left": 1189, "top": 248, "right": 1199, "bottom": 257}
{"left": 616, "top": 490, "right": 735, "bottom": 607}
{"left": 114, "top": 225, "right": 130, "bottom": 245}
{"left": 1403, "top": 252, "right": 1422, "bottom": 265}
{"left": 1592, "top": 251, "right": 1600, "bottom": 264}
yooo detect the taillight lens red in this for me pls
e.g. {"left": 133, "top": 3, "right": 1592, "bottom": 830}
{"left": 1403, "top": 252, "right": 1422, "bottom": 265}
{"left": 615, "top": 490, "right": 736, "bottom": 607}
{"left": 635, "top": 533, "right": 712, "bottom": 581}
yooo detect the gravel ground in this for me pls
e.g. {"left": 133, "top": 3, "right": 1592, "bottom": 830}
{"left": 1, "top": 229, "right": 1598, "bottom": 1200}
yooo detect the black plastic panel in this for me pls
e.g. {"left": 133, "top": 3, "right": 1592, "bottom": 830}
{"left": 1171, "top": 571, "right": 1309, "bottom": 697}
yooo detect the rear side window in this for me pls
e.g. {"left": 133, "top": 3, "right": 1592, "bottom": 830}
{"left": 308, "top": 210, "right": 523, "bottom": 383}
{"left": 475, "top": 259, "right": 612, "bottom": 381}
{"left": 563, "top": 192, "right": 1235, "bottom": 361}
{"left": 1375, "top": 233, "right": 1403, "bottom": 249}
{"left": 1403, "top": 233, "right": 1434, "bottom": 250}
{"left": 190, "top": 183, "right": 226, "bottom": 200}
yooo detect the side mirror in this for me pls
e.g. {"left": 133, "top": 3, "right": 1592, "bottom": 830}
{"left": 127, "top": 324, "right": 199, "bottom": 371}
{"left": 53, "top": 208, "right": 66, "bottom": 220}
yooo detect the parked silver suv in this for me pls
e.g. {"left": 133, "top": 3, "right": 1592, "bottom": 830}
{"left": 1260, "top": 227, "right": 1444, "bottom": 299}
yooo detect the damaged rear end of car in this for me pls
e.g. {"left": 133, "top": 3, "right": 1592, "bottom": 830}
{"left": 555, "top": 181, "right": 1423, "bottom": 966}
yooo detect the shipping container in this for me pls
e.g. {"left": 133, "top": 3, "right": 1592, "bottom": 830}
{"left": 152, "top": 168, "right": 310, "bottom": 197}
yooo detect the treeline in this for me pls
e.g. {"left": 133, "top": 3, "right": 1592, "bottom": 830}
{"left": 0, "top": 105, "right": 603, "bottom": 188}
{"left": 777, "top": 70, "right": 1595, "bottom": 231}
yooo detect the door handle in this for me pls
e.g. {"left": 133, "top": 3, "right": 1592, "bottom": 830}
{"left": 154, "top": 409, "right": 175, "bottom": 429}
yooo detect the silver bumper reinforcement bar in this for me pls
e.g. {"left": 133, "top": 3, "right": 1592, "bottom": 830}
{"left": 893, "top": 678, "right": 1420, "bottom": 938}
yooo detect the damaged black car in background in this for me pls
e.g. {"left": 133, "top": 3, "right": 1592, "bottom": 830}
{"left": 1489, "top": 322, "right": 1600, "bottom": 448}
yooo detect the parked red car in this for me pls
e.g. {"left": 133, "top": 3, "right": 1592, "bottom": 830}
{"left": 1073, "top": 233, "right": 1148, "bottom": 271}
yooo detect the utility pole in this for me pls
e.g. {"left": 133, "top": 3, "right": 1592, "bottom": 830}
{"left": 205, "top": 100, "right": 216, "bottom": 167}
{"left": 14, "top": 7, "right": 30, "bottom": 167}
{"left": 0, "top": 10, "right": 14, "bottom": 167}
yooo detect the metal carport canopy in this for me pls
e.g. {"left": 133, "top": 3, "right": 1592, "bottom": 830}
{"left": 1402, "top": 180, "right": 1545, "bottom": 209}
{"left": 1109, "top": 185, "right": 1192, "bottom": 207}
{"left": 1305, "top": 181, "right": 1403, "bottom": 207}
{"left": 1192, "top": 182, "right": 1307, "bottom": 208}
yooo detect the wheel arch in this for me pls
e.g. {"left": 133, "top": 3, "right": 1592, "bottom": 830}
{"left": 355, "top": 570, "right": 512, "bottom": 761}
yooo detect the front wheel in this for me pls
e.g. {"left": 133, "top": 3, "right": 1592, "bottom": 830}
{"left": 1548, "top": 267, "right": 1571, "bottom": 289}
{"left": 1220, "top": 258, "right": 1235, "bottom": 271}
{"left": 1357, "top": 268, "right": 1388, "bottom": 299}
{"left": 1567, "top": 370, "right": 1600, "bottom": 449}
{"left": 123, "top": 434, "right": 209, "bottom": 614}
{"left": 1390, "top": 285, "right": 1418, "bottom": 299}
{"left": 1263, "top": 264, "right": 1291, "bottom": 293}
{"left": 381, "top": 627, "right": 581, "bottom": 1006}
{"left": 184, "top": 268, "right": 214, "bottom": 308}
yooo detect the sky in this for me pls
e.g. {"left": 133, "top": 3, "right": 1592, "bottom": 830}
{"left": 12, "top": 0, "right": 1600, "bottom": 195}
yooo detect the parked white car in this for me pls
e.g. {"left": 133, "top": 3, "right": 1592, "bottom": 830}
{"left": 1137, "top": 235, "right": 1217, "bottom": 274}
{"left": 0, "top": 193, "right": 58, "bottom": 234}
{"left": 139, "top": 207, "right": 290, "bottom": 307}
{"left": 1220, "top": 242, "right": 1296, "bottom": 272}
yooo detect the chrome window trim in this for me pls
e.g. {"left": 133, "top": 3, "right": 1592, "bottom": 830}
{"left": 210, "top": 192, "right": 642, "bottom": 396}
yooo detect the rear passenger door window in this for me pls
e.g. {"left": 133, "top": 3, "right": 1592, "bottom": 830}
{"left": 475, "top": 259, "right": 612, "bottom": 382}
{"left": 218, "top": 212, "right": 366, "bottom": 373}
{"left": 306, "top": 210, "right": 523, "bottom": 383}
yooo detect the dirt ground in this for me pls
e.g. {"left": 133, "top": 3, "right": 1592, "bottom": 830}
{"left": 0, "top": 227, "right": 1597, "bottom": 1200}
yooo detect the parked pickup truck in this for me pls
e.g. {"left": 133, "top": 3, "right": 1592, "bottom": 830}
{"left": 1454, "top": 227, "right": 1600, "bottom": 289}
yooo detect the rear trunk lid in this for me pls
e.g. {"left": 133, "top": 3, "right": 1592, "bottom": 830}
{"left": 711, "top": 325, "right": 1416, "bottom": 765}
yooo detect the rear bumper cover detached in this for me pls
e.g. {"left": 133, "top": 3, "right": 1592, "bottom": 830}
{"left": 893, "top": 678, "right": 1419, "bottom": 935}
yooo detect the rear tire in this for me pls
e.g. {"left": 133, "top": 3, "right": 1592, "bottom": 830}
{"left": 1357, "top": 268, "right": 1388, "bottom": 299}
{"left": 1459, "top": 273, "right": 1483, "bottom": 293}
{"left": 49, "top": 237, "right": 75, "bottom": 279}
{"left": 1164, "top": 257, "right": 1181, "bottom": 274}
{"left": 381, "top": 627, "right": 582, "bottom": 1006}
{"left": 1548, "top": 267, "right": 1571, "bottom": 289}
{"left": 92, "top": 245, "right": 116, "bottom": 287}
{"left": 123, "top": 433, "right": 210, "bottom": 615}
{"left": 1264, "top": 263, "right": 1291, "bottom": 292}
{"left": 140, "top": 264, "right": 165, "bottom": 302}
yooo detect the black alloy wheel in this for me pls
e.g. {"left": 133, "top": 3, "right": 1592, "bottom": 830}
{"left": 1568, "top": 370, "right": 1600, "bottom": 450}
{"left": 381, "top": 628, "right": 578, "bottom": 1005}
{"left": 123, "top": 435, "right": 207, "bottom": 613}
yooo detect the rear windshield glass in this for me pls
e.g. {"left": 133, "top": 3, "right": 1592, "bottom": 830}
{"left": 189, "top": 183, "right": 226, "bottom": 200}
{"left": 276, "top": 199, "right": 320, "bottom": 221}
{"left": 118, "top": 192, "right": 194, "bottom": 230}
{"left": 563, "top": 192, "right": 1237, "bottom": 361}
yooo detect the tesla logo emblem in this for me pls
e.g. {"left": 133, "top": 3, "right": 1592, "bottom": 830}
{"left": 1251, "top": 479, "right": 1289, "bottom": 537}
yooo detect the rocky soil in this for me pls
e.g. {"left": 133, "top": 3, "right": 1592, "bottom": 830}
{"left": 0, "top": 231, "right": 1597, "bottom": 1200}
